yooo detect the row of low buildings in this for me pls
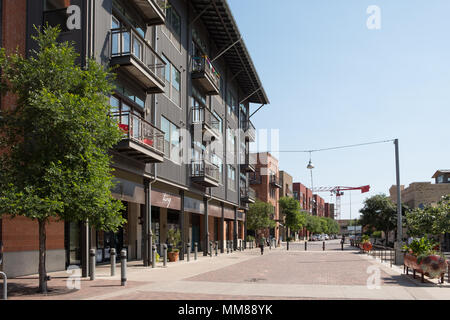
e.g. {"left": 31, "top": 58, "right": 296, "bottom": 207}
{"left": 248, "top": 152, "right": 336, "bottom": 242}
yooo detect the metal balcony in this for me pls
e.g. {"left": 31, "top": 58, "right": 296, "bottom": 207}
{"left": 192, "top": 106, "right": 221, "bottom": 142}
{"left": 129, "top": 0, "right": 167, "bottom": 25}
{"left": 241, "top": 187, "right": 256, "bottom": 204}
{"left": 191, "top": 56, "right": 220, "bottom": 95}
{"left": 244, "top": 120, "right": 256, "bottom": 142}
{"left": 270, "top": 175, "right": 282, "bottom": 188}
{"left": 241, "top": 153, "right": 256, "bottom": 173}
{"left": 112, "top": 112, "right": 165, "bottom": 163}
{"left": 191, "top": 159, "right": 220, "bottom": 187}
{"left": 110, "top": 27, "right": 166, "bottom": 93}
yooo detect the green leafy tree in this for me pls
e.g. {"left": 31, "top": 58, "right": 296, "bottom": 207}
{"left": 406, "top": 194, "right": 450, "bottom": 237}
{"left": 305, "top": 214, "right": 322, "bottom": 234}
{"left": 0, "top": 26, "right": 125, "bottom": 293}
{"left": 359, "top": 194, "right": 407, "bottom": 245}
{"left": 247, "top": 200, "right": 276, "bottom": 233}
{"left": 279, "top": 197, "right": 306, "bottom": 234}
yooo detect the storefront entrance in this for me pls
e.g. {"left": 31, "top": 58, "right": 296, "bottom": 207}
{"left": 95, "top": 202, "right": 128, "bottom": 263}
{"left": 65, "top": 221, "right": 82, "bottom": 267}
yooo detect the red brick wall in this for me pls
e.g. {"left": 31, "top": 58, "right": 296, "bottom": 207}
{"left": 1, "top": 216, "right": 65, "bottom": 252}
{"left": 2, "top": 0, "right": 27, "bottom": 111}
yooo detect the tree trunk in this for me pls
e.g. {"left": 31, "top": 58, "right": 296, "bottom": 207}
{"left": 38, "top": 219, "right": 48, "bottom": 293}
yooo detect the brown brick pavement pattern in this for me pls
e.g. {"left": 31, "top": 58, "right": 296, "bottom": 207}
{"left": 186, "top": 251, "right": 408, "bottom": 286}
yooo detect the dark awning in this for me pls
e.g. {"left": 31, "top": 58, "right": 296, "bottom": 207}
{"left": 190, "top": 0, "right": 270, "bottom": 105}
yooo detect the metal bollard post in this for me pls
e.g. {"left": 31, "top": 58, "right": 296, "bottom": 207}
{"left": 0, "top": 272, "right": 7, "bottom": 300}
{"left": 230, "top": 240, "right": 233, "bottom": 253}
{"left": 162, "top": 244, "right": 167, "bottom": 267}
{"left": 194, "top": 243, "right": 198, "bottom": 260}
{"left": 305, "top": 241, "right": 307, "bottom": 251}
{"left": 341, "top": 241, "right": 344, "bottom": 251}
{"left": 120, "top": 249, "right": 127, "bottom": 286}
{"left": 227, "top": 241, "right": 230, "bottom": 254}
{"left": 215, "top": 241, "right": 218, "bottom": 256}
{"left": 209, "top": 241, "right": 213, "bottom": 258}
{"left": 152, "top": 245, "right": 156, "bottom": 268}
{"left": 89, "top": 248, "right": 96, "bottom": 281}
{"left": 269, "top": 240, "right": 272, "bottom": 250}
{"left": 110, "top": 248, "right": 116, "bottom": 276}
{"left": 323, "top": 241, "right": 325, "bottom": 251}
{"left": 186, "top": 243, "right": 191, "bottom": 262}
{"left": 287, "top": 241, "right": 290, "bottom": 251}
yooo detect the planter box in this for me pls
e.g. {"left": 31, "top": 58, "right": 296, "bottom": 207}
{"left": 404, "top": 253, "right": 447, "bottom": 282}
{"left": 168, "top": 251, "right": 179, "bottom": 262}
{"left": 359, "top": 242, "right": 372, "bottom": 252}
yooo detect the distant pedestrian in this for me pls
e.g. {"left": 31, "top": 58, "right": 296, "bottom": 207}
{"left": 259, "top": 236, "right": 266, "bottom": 255}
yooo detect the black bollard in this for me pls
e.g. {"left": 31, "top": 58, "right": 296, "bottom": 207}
{"left": 110, "top": 248, "right": 116, "bottom": 276}
{"left": 305, "top": 241, "right": 307, "bottom": 251}
{"left": 194, "top": 242, "right": 198, "bottom": 260}
{"left": 89, "top": 249, "right": 96, "bottom": 281}
{"left": 186, "top": 243, "right": 191, "bottom": 262}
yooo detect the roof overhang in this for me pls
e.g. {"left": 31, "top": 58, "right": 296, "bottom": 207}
{"left": 432, "top": 170, "right": 450, "bottom": 178}
{"left": 190, "top": 0, "right": 269, "bottom": 105}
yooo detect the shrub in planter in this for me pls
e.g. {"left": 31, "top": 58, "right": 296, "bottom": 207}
{"left": 403, "top": 237, "right": 447, "bottom": 280}
{"left": 167, "top": 229, "right": 181, "bottom": 262}
{"left": 359, "top": 235, "right": 372, "bottom": 252}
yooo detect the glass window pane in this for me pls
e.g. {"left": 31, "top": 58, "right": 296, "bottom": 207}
{"left": 122, "top": 32, "right": 130, "bottom": 53}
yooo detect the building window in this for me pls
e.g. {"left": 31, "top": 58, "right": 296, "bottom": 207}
{"left": 162, "top": 2, "right": 181, "bottom": 51}
{"left": 161, "top": 116, "right": 180, "bottom": 163}
{"left": 213, "top": 111, "right": 223, "bottom": 135}
{"left": 437, "top": 175, "right": 444, "bottom": 184}
{"left": 113, "top": 82, "right": 145, "bottom": 108}
{"left": 162, "top": 55, "right": 181, "bottom": 106}
{"left": 228, "top": 165, "right": 236, "bottom": 191}
{"left": 226, "top": 90, "right": 237, "bottom": 120}
{"left": 211, "top": 154, "right": 223, "bottom": 184}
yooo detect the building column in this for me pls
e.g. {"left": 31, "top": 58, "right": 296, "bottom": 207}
{"left": 179, "top": 190, "right": 185, "bottom": 260}
{"left": 233, "top": 207, "right": 238, "bottom": 250}
{"left": 203, "top": 197, "right": 209, "bottom": 256}
{"left": 220, "top": 203, "right": 225, "bottom": 253}
{"left": 244, "top": 210, "right": 248, "bottom": 249}
{"left": 143, "top": 178, "right": 152, "bottom": 267}
{"left": 80, "top": 221, "right": 89, "bottom": 278}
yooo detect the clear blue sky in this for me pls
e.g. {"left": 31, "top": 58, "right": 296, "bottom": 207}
{"left": 229, "top": 0, "right": 450, "bottom": 219}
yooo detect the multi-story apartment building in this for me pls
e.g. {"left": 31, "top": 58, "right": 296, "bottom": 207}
{"left": 249, "top": 152, "right": 281, "bottom": 242}
{"left": 279, "top": 171, "right": 293, "bottom": 240}
{"left": 0, "top": 0, "right": 269, "bottom": 277}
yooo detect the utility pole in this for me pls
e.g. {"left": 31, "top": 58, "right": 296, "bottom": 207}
{"left": 394, "top": 139, "right": 403, "bottom": 265}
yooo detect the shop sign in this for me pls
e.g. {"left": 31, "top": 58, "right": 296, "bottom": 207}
{"left": 152, "top": 189, "right": 181, "bottom": 210}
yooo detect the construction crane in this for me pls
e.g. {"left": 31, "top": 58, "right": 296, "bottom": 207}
{"left": 312, "top": 185, "right": 370, "bottom": 220}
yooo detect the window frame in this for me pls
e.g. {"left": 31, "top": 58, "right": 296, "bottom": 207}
{"left": 161, "top": 116, "right": 181, "bottom": 164}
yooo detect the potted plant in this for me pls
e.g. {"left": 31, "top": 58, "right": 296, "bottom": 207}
{"left": 359, "top": 234, "right": 373, "bottom": 252}
{"left": 403, "top": 237, "right": 447, "bottom": 281}
{"left": 167, "top": 229, "right": 181, "bottom": 262}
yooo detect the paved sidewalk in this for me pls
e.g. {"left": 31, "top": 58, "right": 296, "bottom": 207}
{"left": 5, "top": 242, "right": 450, "bottom": 300}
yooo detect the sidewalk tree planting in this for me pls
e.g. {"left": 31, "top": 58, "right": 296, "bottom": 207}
{"left": 279, "top": 196, "right": 306, "bottom": 234}
{"left": 359, "top": 194, "right": 407, "bottom": 245}
{"left": 247, "top": 200, "right": 276, "bottom": 235}
{"left": 406, "top": 194, "right": 450, "bottom": 238}
{"left": 0, "top": 26, "right": 125, "bottom": 293}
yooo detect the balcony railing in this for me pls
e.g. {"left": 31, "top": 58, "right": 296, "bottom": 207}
{"left": 192, "top": 106, "right": 221, "bottom": 138}
{"left": 111, "top": 27, "right": 166, "bottom": 92}
{"left": 192, "top": 56, "right": 220, "bottom": 95}
{"left": 270, "top": 175, "right": 282, "bottom": 188}
{"left": 244, "top": 120, "right": 256, "bottom": 142}
{"left": 130, "top": 0, "right": 167, "bottom": 24}
{"left": 241, "top": 187, "right": 256, "bottom": 204}
{"left": 191, "top": 159, "right": 220, "bottom": 187}
{"left": 112, "top": 112, "right": 165, "bottom": 163}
